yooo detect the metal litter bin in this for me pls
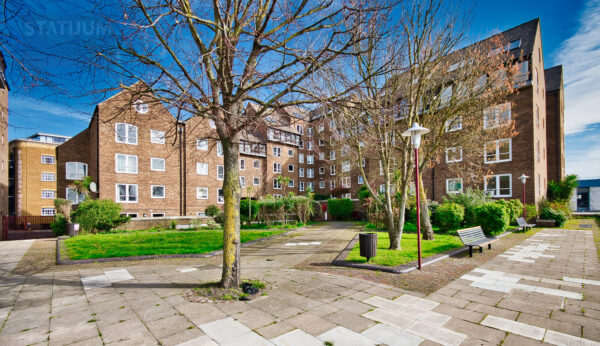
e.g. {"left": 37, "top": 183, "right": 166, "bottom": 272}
{"left": 359, "top": 233, "right": 377, "bottom": 262}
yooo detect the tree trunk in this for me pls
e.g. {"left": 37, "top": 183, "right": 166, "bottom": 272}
{"left": 419, "top": 173, "right": 434, "bottom": 240}
{"left": 390, "top": 188, "right": 408, "bottom": 250}
{"left": 383, "top": 181, "right": 398, "bottom": 250}
{"left": 220, "top": 136, "right": 242, "bottom": 288}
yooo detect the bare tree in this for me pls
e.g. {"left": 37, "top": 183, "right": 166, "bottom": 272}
{"left": 76, "top": 0, "right": 378, "bottom": 287}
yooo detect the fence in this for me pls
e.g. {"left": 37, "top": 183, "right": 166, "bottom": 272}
{"left": 2, "top": 215, "right": 55, "bottom": 240}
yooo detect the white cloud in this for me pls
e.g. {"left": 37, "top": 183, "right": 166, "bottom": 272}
{"left": 555, "top": 0, "right": 600, "bottom": 135}
{"left": 565, "top": 131, "right": 600, "bottom": 179}
{"left": 10, "top": 95, "right": 90, "bottom": 122}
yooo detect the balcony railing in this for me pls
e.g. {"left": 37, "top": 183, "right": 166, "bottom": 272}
{"left": 239, "top": 140, "right": 266, "bottom": 157}
{"left": 267, "top": 129, "right": 301, "bottom": 146}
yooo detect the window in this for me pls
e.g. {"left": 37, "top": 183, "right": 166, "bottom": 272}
{"left": 318, "top": 124, "right": 325, "bottom": 132}
{"left": 358, "top": 175, "right": 364, "bottom": 184}
{"left": 341, "top": 146, "right": 349, "bottom": 157}
{"left": 115, "top": 123, "right": 138, "bottom": 144}
{"left": 445, "top": 117, "right": 462, "bottom": 132}
{"left": 273, "top": 179, "right": 282, "bottom": 189}
{"left": 319, "top": 181, "right": 325, "bottom": 189}
{"left": 319, "top": 167, "right": 325, "bottom": 175}
{"left": 307, "top": 127, "right": 313, "bottom": 136}
{"left": 507, "top": 39, "right": 521, "bottom": 50}
{"left": 484, "top": 139, "right": 511, "bottom": 163}
{"left": 66, "top": 162, "right": 87, "bottom": 180}
{"left": 330, "top": 120, "right": 336, "bottom": 129}
{"left": 217, "top": 188, "right": 224, "bottom": 203}
{"left": 41, "top": 155, "right": 55, "bottom": 164}
{"left": 115, "top": 154, "right": 138, "bottom": 174}
{"left": 41, "top": 208, "right": 55, "bottom": 216}
{"left": 362, "top": 158, "right": 366, "bottom": 167}
{"left": 150, "top": 130, "right": 165, "bottom": 144}
{"left": 66, "top": 188, "right": 85, "bottom": 204}
{"left": 240, "top": 159, "right": 245, "bottom": 170}
{"left": 253, "top": 177, "right": 260, "bottom": 186}
{"left": 536, "top": 106, "right": 540, "bottom": 128}
{"left": 151, "top": 185, "right": 165, "bottom": 198}
{"left": 209, "top": 119, "right": 217, "bottom": 129}
{"left": 116, "top": 184, "right": 138, "bottom": 203}
{"left": 299, "top": 168, "right": 304, "bottom": 177}
{"left": 379, "top": 184, "right": 385, "bottom": 193}
{"left": 197, "top": 187, "right": 209, "bottom": 199}
{"left": 536, "top": 140, "right": 540, "bottom": 162}
{"left": 485, "top": 174, "right": 512, "bottom": 197}
{"left": 483, "top": 103, "right": 511, "bottom": 129}
{"left": 288, "top": 149, "right": 294, "bottom": 157}
{"left": 342, "top": 161, "right": 350, "bottom": 172}
{"left": 342, "top": 177, "right": 351, "bottom": 188}
{"left": 197, "top": 212, "right": 207, "bottom": 217}
{"left": 240, "top": 176, "right": 246, "bottom": 187}
{"left": 379, "top": 160, "right": 384, "bottom": 175}
{"left": 307, "top": 155, "right": 314, "bottom": 164}
{"left": 445, "top": 147, "right": 463, "bottom": 163}
{"left": 288, "top": 164, "right": 294, "bottom": 172}
{"left": 217, "top": 165, "right": 224, "bottom": 180}
{"left": 253, "top": 160, "right": 260, "bottom": 169}
{"left": 123, "top": 213, "right": 138, "bottom": 218}
{"left": 197, "top": 162, "right": 208, "bottom": 175}
{"left": 330, "top": 180, "right": 336, "bottom": 190}
{"left": 273, "top": 163, "right": 282, "bottom": 173}
{"left": 134, "top": 100, "right": 149, "bottom": 114}
{"left": 330, "top": 150, "right": 336, "bottom": 160}
{"left": 151, "top": 157, "right": 165, "bottom": 172}
{"left": 319, "top": 139, "right": 324, "bottom": 146}
{"left": 446, "top": 178, "right": 463, "bottom": 194}
{"left": 41, "top": 190, "right": 55, "bottom": 199}
{"left": 538, "top": 174, "right": 541, "bottom": 196}
{"left": 288, "top": 180, "right": 294, "bottom": 188}
{"left": 197, "top": 139, "right": 208, "bottom": 150}
{"left": 273, "top": 147, "right": 281, "bottom": 157}
{"left": 217, "top": 142, "right": 223, "bottom": 156}
{"left": 299, "top": 182, "right": 305, "bottom": 191}
{"left": 319, "top": 152, "right": 324, "bottom": 160}
{"left": 152, "top": 213, "right": 165, "bottom": 218}
{"left": 299, "top": 154, "right": 304, "bottom": 163}
{"left": 330, "top": 166, "right": 336, "bottom": 175}
{"left": 307, "top": 182, "right": 314, "bottom": 191}
{"left": 296, "top": 125, "right": 304, "bottom": 134}
{"left": 299, "top": 139, "right": 304, "bottom": 149}
{"left": 307, "top": 168, "right": 314, "bottom": 178}
{"left": 307, "top": 142, "right": 313, "bottom": 150}
{"left": 42, "top": 172, "right": 55, "bottom": 182}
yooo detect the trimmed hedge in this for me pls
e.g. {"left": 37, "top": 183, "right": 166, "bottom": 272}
{"left": 327, "top": 198, "right": 353, "bottom": 220}
{"left": 475, "top": 203, "right": 509, "bottom": 235}
{"left": 434, "top": 203, "right": 465, "bottom": 232}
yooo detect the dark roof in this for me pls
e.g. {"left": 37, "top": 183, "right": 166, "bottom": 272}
{"left": 545, "top": 65, "right": 563, "bottom": 92}
{"left": 578, "top": 179, "right": 600, "bottom": 188}
{"left": 495, "top": 18, "right": 540, "bottom": 58}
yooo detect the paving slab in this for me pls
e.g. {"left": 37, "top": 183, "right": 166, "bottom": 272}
{"left": 481, "top": 315, "right": 546, "bottom": 340}
{"left": 270, "top": 329, "right": 322, "bottom": 346}
{"left": 199, "top": 317, "right": 252, "bottom": 344}
{"left": 361, "top": 323, "right": 424, "bottom": 346}
{"left": 317, "top": 326, "right": 378, "bottom": 345}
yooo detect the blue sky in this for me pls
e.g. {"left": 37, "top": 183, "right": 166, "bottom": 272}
{"left": 7, "top": 0, "right": 600, "bottom": 179}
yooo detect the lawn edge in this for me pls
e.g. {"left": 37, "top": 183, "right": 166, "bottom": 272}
{"left": 332, "top": 229, "right": 514, "bottom": 273}
{"left": 55, "top": 228, "right": 296, "bottom": 265}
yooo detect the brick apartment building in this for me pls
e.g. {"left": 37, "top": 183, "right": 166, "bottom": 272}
{"left": 8, "top": 133, "right": 71, "bottom": 216}
{"left": 56, "top": 19, "right": 564, "bottom": 218}
{"left": 0, "top": 52, "right": 9, "bottom": 217}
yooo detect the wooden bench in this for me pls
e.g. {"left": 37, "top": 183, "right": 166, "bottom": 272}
{"left": 457, "top": 226, "right": 498, "bottom": 257}
{"left": 516, "top": 217, "right": 535, "bottom": 232}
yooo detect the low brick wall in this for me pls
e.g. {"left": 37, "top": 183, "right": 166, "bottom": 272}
{"left": 122, "top": 216, "right": 212, "bottom": 231}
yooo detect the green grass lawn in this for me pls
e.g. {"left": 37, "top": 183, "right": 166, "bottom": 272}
{"left": 65, "top": 230, "right": 284, "bottom": 260}
{"left": 345, "top": 231, "right": 463, "bottom": 266}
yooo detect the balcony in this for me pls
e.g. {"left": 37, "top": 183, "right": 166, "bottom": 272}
{"left": 267, "top": 129, "right": 301, "bottom": 146}
{"left": 239, "top": 140, "right": 266, "bottom": 157}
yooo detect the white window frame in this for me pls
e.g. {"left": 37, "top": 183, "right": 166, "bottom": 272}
{"left": 445, "top": 147, "right": 463, "bottom": 163}
{"left": 358, "top": 175, "right": 364, "bottom": 184}
{"left": 299, "top": 154, "right": 304, "bottom": 163}
{"left": 307, "top": 168, "right": 314, "bottom": 178}
{"left": 240, "top": 176, "right": 246, "bottom": 188}
{"left": 273, "top": 146, "right": 281, "bottom": 157}
{"left": 299, "top": 168, "right": 304, "bottom": 177}
{"left": 41, "top": 208, "right": 55, "bottom": 216}
{"left": 66, "top": 188, "right": 85, "bottom": 204}
{"left": 240, "top": 159, "right": 245, "bottom": 170}
{"left": 197, "top": 139, "right": 208, "bottom": 151}
{"left": 319, "top": 152, "right": 325, "bottom": 160}
{"left": 307, "top": 142, "right": 313, "bottom": 150}
{"left": 319, "top": 139, "right": 324, "bottom": 146}
{"left": 115, "top": 154, "right": 139, "bottom": 174}
{"left": 307, "top": 155, "right": 314, "bottom": 165}
{"left": 41, "top": 190, "right": 55, "bottom": 199}
{"left": 150, "top": 130, "right": 165, "bottom": 144}
{"left": 288, "top": 149, "right": 294, "bottom": 157}
{"left": 342, "top": 161, "right": 350, "bottom": 172}
{"left": 319, "top": 181, "right": 325, "bottom": 189}
{"left": 330, "top": 165, "right": 336, "bottom": 175}
{"left": 151, "top": 213, "right": 165, "bottom": 218}
{"left": 288, "top": 164, "right": 294, "bottom": 172}
{"left": 253, "top": 177, "right": 260, "bottom": 186}
{"left": 217, "top": 188, "right": 224, "bottom": 203}
{"left": 217, "top": 141, "right": 223, "bottom": 157}
{"left": 288, "top": 180, "right": 294, "bottom": 188}
{"left": 209, "top": 119, "right": 217, "bottom": 129}
{"left": 319, "top": 167, "right": 325, "bottom": 175}
{"left": 41, "top": 155, "right": 55, "bottom": 164}
{"left": 342, "top": 177, "right": 351, "bottom": 188}
{"left": 151, "top": 185, "right": 166, "bottom": 199}
{"left": 307, "top": 182, "right": 314, "bottom": 191}
{"left": 42, "top": 172, "right": 55, "bottom": 182}
{"left": 253, "top": 160, "right": 260, "bottom": 169}
{"left": 484, "top": 139, "right": 512, "bottom": 164}
{"left": 318, "top": 124, "right": 325, "bottom": 132}
{"left": 273, "top": 163, "right": 282, "bottom": 173}
{"left": 197, "top": 187, "right": 209, "bottom": 199}
{"left": 296, "top": 125, "right": 304, "bottom": 134}
{"left": 66, "top": 162, "right": 88, "bottom": 180}
{"left": 273, "top": 179, "right": 282, "bottom": 190}
{"left": 330, "top": 150, "right": 336, "bottom": 160}
{"left": 197, "top": 162, "right": 208, "bottom": 175}
{"left": 485, "top": 174, "right": 512, "bottom": 198}
{"left": 115, "top": 123, "right": 138, "bottom": 145}
{"left": 217, "top": 165, "right": 224, "bottom": 180}
{"left": 483, "top": 103, "right": 511, "bottom": 129}
{"left": 134, "top": 100, "right": 149, "bottom": 114}
{"left": 445, "top": 117, "right": 463, "bottom": 132}
{"left": 116, "top": 184, "right": 138, "bottom": 203}
{"left": 299, "top": 182, "right": 305, "bottom": 191}
{"left": 150, "top": 157, "right": 165, "bottom": 172}
{"left": 446, "top": 178, "right": 463, "bottom": 194}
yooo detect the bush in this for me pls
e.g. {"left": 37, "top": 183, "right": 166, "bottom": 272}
{"left": 71, "top": 199, "right": 130, "bottom": 233}
{"left": 524, "top": 204, "right": 538, "bottom": 221}
{"left": 494, "top": 199, "right": 523, "bottom": 225}
{"left": 548, "top": 174, "right": 578, "bottom": 203}
{"left": 206, "top": 219, "right": 219, "bottom": 230}
{"left": 313, "top": 193, "right": 330, "bottom": 201}
{"left": 443, "top": 188, "right": 492, "bottom": 226}
{"left": 358, "top": 186, "right": 371, "bottom": 201}
{"left": 240, "top": 199, "right": 259, "bottom": 225}
{"left": 292, "top": 196, "right": 313, "bottom": 224}
{"left": 214, "top": 212, "right": 225, "bottom": 225}
{"left": 51, "top": 214, "right": 68, "bottom": 236}
{"left": 205, "top": 205, "right": 220, "bottom": 218}
{"left": 540, "top": 207, "right": 567, "bottom": 226}
{"left": 428, "top": 200, "right": 440, "bottom": 223}
{"left": 475, "top": 203, "right": 509, "bottom": 235}
{"left": 327, "top": 199, "right": 353, "bottom": 220}
{"left": 258, "top": 199, "right": 285, "bottom": 225}
{"left": 434, "top": 203, "right": 465, "bottom": 231}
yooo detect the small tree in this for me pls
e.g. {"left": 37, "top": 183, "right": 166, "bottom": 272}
{"left": 548, "top": 174, "right": 578, "bottom": 203}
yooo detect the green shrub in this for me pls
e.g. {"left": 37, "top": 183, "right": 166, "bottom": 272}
{"left": 240, "top": 199, "right": 259, "bottom": 225}
{"left": 434, "top": 203, "right": 465, "bottom": 231}
{"left": 475, "top": 203, "right": 509, "bottom": 235}
{"left": 428, "top": 200, "right": 440, "bottom": 223}
{"left": 548, "top": 174, "right": 578, "bottom": 203}
{"left": 205, "top": 205, "right": 220, "bottom": 218}
{"left": 292, "top": 196, "right": 313, "bottom": 224}
{"left": 494, "top": 199, "right": 523, "bottom": 225}
{"left": 539, "top": 207, "right": 567, "bottom": 226}
{"left": 443, "top": 188, "right": 492, "bottom": 226}
{"left": 258, "top": 199, "right": 285, "bottom": 225}
{"left": 170, "top": 220, "right": 177, "bottom": 229}
{"left": 51, "top": 214, "right": 68, "bottom": 236}
{"left": 524, "top": 204, "right": 538, "bottom": 221}
{"left": 214, "top": 212, "right": 225, "bottom": 225}
{"left": 71, "top": 199, "right": 129, "bottom": 233}
{"left": 327, "top": 199, "right": 353, "bottom": 220}
{"left": 313, "top": 193, "right": 330, "bottom": 201}
{"left": 358, "top": 186, "right": 371, "bottom": 201}
{"left": 206, "top": 219, "right": 219, "bottom": 230}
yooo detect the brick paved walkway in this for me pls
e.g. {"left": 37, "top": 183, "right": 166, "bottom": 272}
{"left": 0, "top": 223, "right": 599, "bottom": 345}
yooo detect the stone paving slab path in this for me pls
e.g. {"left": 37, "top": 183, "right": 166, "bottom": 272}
{"left": 0, "top": 223, "right": 599, "bottom": 345}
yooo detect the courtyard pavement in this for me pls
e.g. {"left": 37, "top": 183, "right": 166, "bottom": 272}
{"left": 0, "top": 222, "right": 599, "bottom": 345}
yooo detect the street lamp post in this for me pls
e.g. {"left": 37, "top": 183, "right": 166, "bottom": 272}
{"left": 518, "top": 174, "right": 529, "bottom": 219}
{"left": 402, "top": 122, "right": 430, "bottom": 270}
